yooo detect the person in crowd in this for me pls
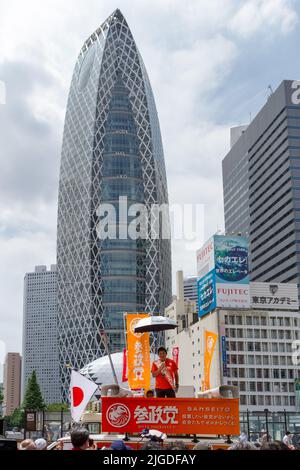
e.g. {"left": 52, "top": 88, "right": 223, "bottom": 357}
{"left": 54, "top": 440, "right": 64, "bottom": 451}
{"left": 228, "top": 440, "right": 257, "bottom": 450}
{"left": 34, "top": 438, "right": 47, "bottom": 450}
{"left": 151, "top": 347, "right": 179, "bottom": 398}
{"left": 19, "top": 439, "right": 37, "bottom": 450}
{"left": 193, "top": 442, "right": 210, "bottom": 450}
{"left": 141, "top": 441, "right": 163, "bottom": 450}
{"left": 239, "top": 432, "right": 248, "bottom": 443}
{"left": 145, "top": 389, "right": 155, "bottom": 398}
{"left": 87, "top": 438, "right": 97, "bottom": 450}
{"left": 109, "top": 440, "right": 132, "bottom": 451}
{"left": 261, "top": 440, "right": 290, "bottom": 450}
{"left": 70, "top": 428, "right": 90, "bottom": 451}
{"left": 165, "top": 441, "right": 188, "bottom": 450}
{"left": 282, "top": 431, "right": 295, "bottom": 450}
{"left": 44, "top": 424, "right": 53, "bottom": 443}
{"left": 260, "top": 432, "right": 272, "bottom": 445}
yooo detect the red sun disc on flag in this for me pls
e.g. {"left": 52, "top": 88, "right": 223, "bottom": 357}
{"left": 72, "top": 386, "right": 84, "bottom": 407}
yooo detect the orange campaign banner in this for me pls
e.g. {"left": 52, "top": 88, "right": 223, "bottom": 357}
{"left": 126, "top": 313, "right": 150, "bottom": 390}
{"left": 102, "top": 397, "right": 240, "bottom": 436}
{"left": 202, "top": 330, "right": 218, "bottom": 391}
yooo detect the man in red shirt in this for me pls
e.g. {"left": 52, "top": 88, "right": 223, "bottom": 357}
{"left": 151, "top": 347, "right": 179, "bottom": 398}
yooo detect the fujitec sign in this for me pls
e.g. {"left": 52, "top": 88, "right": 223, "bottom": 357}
{"left": 102, "top": 397, "right": 240, "bottom": 435}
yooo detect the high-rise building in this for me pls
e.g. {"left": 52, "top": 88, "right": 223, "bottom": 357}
{"left": 165, "top": 271, "right": 198, "bottom": 339}
{"left": 3, "top": 353, "right": 21, "bottom": 416}
{"left": 223, "top": 80, "right": 300, "bottom": 285}
{"left": 183, "top": 276, "right": 198, "bottom": 312}
{"left": 22, "top": 265, "right": 60, "bottom": 404}
{"left": 57, "top": 9, "right": 172, "bottom": 399}
{"left": 0, "top": 383, "right": 3, "bottom": 417}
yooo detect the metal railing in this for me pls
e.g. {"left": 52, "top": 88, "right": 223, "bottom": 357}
{"left": 20, "top": 408, "right": 300, "bottom": 443}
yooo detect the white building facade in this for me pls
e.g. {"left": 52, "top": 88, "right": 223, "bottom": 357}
{"left": 165, "top": 274, "right": 300, "bottom": 412}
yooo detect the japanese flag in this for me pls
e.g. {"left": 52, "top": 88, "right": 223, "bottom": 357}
{"left": 70, "top": 370, "right": 98, "bottom": 423}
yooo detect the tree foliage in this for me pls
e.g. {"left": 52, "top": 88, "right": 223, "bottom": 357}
{"left": 22, "top": 370, "right": 46, "bottom": 411}
{"left": 9, "top": 408, "right": 25, "bottom": 429}
{"left": 46, "top": 403, "right": 69, "bottom": 412}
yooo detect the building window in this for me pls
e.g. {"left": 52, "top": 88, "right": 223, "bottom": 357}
{"left": 240, "top": 396, "right": 247, "bottom": 405}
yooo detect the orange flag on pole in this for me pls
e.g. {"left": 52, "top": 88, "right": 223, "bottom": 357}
{"left": 202, "top": 330, "right": 218, "bottom": 391}
{"left": 125, "top": 313, "right": 150, "bottom": 390}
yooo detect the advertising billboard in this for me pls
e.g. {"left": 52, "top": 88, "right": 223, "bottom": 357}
{"left": 197, "top": 235, "right": 250, "bottom": 316}
{"left": 214, "top": 235, "right": 249, "bottom": 284}
{"left": 196, "top": 236, "right": 214, "bottom": 279}
{"left": 250, "top": 282, "right": 299, "bottom": 310}
{"left": 197, "top": 270, "right": 217, "bottom": 317}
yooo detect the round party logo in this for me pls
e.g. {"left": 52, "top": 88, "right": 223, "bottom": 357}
{"left": 106, "top": 403, "right": 131, "bottom": 427}
{"left": 207, "top": 335, "right": 214, "bottom": 353}
{"left": 130, "top": 318, "right": 142, "bottom": 338}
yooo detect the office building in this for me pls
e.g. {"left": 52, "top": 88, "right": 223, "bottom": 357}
{"left": 22, "top": 265, "right": 60, "bottom": 404}
{"left": 166, "top": 273, "right": 300, "bottom": 411}
{"left": 183, "top": 276, "right": 198, "bottom": 312}
{"left": 223, "top": 80, "right": 300, "bottom": 285}
{"left": 3, "top": 353, "right": 21, "bottom": 416}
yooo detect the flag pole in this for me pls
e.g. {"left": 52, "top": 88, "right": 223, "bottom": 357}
{"left": 100, "top": 330, "right": 119, "bottom": 386}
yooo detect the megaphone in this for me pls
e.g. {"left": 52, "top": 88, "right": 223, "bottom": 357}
{"left": 101, "top": 383, "right": 133, "bottom": 397}
{"left": 197, "top": 385, "right": 239, "bottom": 399}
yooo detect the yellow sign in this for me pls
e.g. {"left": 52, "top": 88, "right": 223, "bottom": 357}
{"left": 202, "top": 330, "right": 218, "bottom": 391}
{"left": 126, "top": 313, "right": 150, "bottom": 390}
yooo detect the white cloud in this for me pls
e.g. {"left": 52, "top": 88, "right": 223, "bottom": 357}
{"left": 230, "top": 0, "right": 298, "bottom": 38}
{"left": 0, "top": 225, "right": 56, "bottom": 355}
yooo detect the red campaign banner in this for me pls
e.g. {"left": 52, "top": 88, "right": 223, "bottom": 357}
{"left": 172, "top": 347, "right": 179, "bottom": 367}
{"left": 122, "top": 348, "right": 128, "bottom": 382}
{"left": 102, "top": 397, "right": 240, "bottom": 436}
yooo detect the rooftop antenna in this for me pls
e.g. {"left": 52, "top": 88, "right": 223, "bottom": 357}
{"left": 268, "top": 85, "right": 274, "bottom": 97}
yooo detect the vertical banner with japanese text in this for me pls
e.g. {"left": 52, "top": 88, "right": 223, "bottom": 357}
{"left": 202, "top": 330, "right": 218, "bottom": 391}
{"left": 172, "top": 347, "right": 179, "bottom": 367}
{"left": 126, "top": 313, "right": 150, "bottom": 390}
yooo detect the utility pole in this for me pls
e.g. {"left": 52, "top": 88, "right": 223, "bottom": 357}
{"left": 100, "top": 330, "right": 119, "bottom": 385}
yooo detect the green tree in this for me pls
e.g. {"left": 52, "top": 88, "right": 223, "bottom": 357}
{"left": 22, "top": 370, "right": 46, "bottom": 411}
{"left": 46, "top": 403, "right": 69, "bottom": 412}
{"left": 9, "top": 408, "right": 24, "bottom": 429}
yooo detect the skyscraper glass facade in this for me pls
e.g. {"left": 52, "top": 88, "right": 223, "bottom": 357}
{"left": 57, "top": 10, "right": 172, "bottom": 400}
{"left": 101, "top": 77, "right": 146, "bottom": 339}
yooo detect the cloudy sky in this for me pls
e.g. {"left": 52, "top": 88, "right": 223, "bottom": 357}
{"left": 1, "top": 0, "right": 300, "bottom": 372}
